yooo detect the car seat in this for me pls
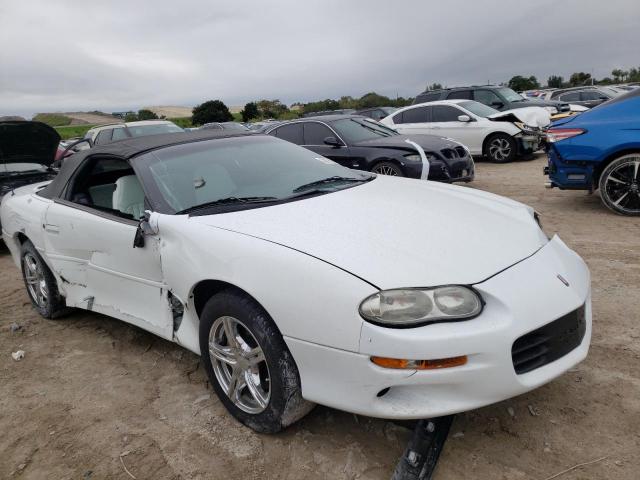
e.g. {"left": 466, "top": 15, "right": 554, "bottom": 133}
{"left": 112, "top": 175, "right": 145, "bottom": 219}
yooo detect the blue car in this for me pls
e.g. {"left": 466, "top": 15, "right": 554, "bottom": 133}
{"left": 544, "top": 89, "right": 640, "bottom": 215}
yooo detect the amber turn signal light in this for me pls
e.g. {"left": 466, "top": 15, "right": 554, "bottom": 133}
{"left": 371, "top": 355, "right": 467, "bottom": 370}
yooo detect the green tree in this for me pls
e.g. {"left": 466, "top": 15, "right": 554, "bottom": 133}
{"left": 241, "top": 102, "right": 259, "bottom": 122}
{"left": 256, "top": 99, "right": 288, "bottom": 119}
{"left": 569, "top": 72, "right": 592, "bottom": 87}
{"left": 338, "top": 96, "right": 357, "bottom": 109}
{"left": 508, "top": 75, "right": 540, "bottom": 91}
{"left": 124, "top": 112, "right": 138, "bottom": 122}
{"left": 191, "top": 100, "right": 233, "bottom": 125}
{"left": 137, "top": 109, "right": 158, "bottom": 120}
{"left": 303, "top": 99, "right": 340, "bottom": 114}
{"left": 357, "top": 92, "right": 394, "bottom": 108}
{"left": 426, "top": 82, "right": 442, "bottom": 91}
{"left": 547, "top": 75, "right": 564, "bottom": 88}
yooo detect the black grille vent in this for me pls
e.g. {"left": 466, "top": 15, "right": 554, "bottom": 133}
{"left": 511, "top": 305, "right": 586, "bottom": 375}
{"left": 454, "top": 146, "right": 467, "bottom": 157}
{"left": 440, "top": 148, "right": 458, "bottom": 159}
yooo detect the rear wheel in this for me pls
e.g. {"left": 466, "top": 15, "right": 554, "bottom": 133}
{"left": 20, "top": 240, "right": 69, "bottom": 318}
{"left": 599, "top": 154, "right": 640, "bottom": 216}
{"left": 484, "top": 133, "right": 517, "bottom": 163}
{"left": 199, "top": 289, "right": 314, "bottom": 433}
{"left": 372, "top": 161, "right": 404, "bottom": 176}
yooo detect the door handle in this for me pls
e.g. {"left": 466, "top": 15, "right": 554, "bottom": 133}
{"left": 44, "top": 224, "right": 60, "bottom": 234}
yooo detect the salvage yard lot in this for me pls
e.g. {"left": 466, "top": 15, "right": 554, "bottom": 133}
{"left": 1, "top": 154, "right": 638, "bottom": 479}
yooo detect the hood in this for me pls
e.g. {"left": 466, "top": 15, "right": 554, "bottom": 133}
{"left": 488, "top": 107, "right": 551, "bottom": 128}
{"left": 192, "top": 176, "right": 548, "bottom": 289}
{"left": 0, "top": 121, "right": 60, "bottom": 167}
{"left": 352, "top": 134, "right": 462, "bottom": 153}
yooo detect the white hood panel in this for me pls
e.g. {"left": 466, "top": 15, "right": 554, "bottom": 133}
{"left": 192, "top": 176, "right": 548, "bottom": 289}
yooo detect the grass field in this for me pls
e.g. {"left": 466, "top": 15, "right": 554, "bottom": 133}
{"left": 55, "top": 124, "right": 95, "bottom": 140}
{"left": 33, "top": 113, "right": 72, "bottom": 127}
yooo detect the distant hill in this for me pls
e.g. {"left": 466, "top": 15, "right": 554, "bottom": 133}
{"left": 0, "top": 115, "right": 26, "bottom": 121}
{"left": 144, "top": 106, "right": 193, "bottom": 118}
{"left": 34, "top": 111, "right": 122, "bottom": 126}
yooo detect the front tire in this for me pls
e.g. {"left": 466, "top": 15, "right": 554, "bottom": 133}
{"left": 372, "top": 161, "right": 404, "bottom": 176}
{"left": 599, "top": 153, "right": 640, "bottom": 216}
{"left": 20, "top": 240, "right": 68, "bottom": 319}
{"left": 199, "top": 289, "right": 314, "bottom": 433}
{"left": 484, "top": 133, "right": 517, "bottom": 163}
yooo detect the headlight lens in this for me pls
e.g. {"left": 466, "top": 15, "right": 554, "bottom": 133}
{"left": 404, "top": 153, "right": 436, "bottom": 162}
{"left": 359, "top": 286, "right": 482, "bottom": 327}
{"left": 544, "top": 106, "right": 558, "bottom": 114}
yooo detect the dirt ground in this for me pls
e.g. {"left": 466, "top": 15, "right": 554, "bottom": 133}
{"left": 1, "top": 154, "right": 638, "bottom": 480}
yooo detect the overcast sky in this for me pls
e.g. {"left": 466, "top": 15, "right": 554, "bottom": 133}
{"left": 1, "top": 0, "right": 638, "bottom": 117}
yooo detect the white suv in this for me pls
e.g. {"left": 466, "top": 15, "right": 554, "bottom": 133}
{"left": 85, "top": 120, "right": 184, "bottom": 146}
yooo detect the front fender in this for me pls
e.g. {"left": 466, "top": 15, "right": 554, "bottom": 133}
{"left": 158, "top": 215, "right": 377, "bottom": 355}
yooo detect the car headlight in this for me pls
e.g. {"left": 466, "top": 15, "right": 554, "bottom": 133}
{"left": 544, "top": 106, "right": 558, "bottom": 114}
{"left": 359, "top": 286, "right": 483, "bottom": 327}
{"left": 404, "top": 153, "right": 436, "bottom": 162}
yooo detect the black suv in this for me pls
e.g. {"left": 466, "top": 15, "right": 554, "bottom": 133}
{"left": 414, "top": 85, "right": 570, "bottom": 114}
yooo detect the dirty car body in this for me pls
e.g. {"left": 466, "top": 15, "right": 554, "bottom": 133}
{"left": 1, "top": 130, "right": 591, "bottom": 431}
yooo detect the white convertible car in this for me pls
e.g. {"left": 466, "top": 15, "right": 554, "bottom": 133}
{"left": 1, "top": 130, "right": 591, "bottom": 433}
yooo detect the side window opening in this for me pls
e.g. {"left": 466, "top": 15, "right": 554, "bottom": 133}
{"left": 67, "top": 157, "right": 144, "bottom": 220}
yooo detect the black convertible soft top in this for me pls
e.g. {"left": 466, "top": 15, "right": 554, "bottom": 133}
{"left": 39, "top": 129, "right": 257, "bottom": 199}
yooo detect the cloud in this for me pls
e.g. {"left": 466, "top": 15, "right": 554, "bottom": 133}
{"left": 0, "top": 0, "right": 638, "bottom": 117}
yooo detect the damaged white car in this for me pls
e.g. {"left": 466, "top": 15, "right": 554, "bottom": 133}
{"left": 382, "top": 100, "right": 550, "bottom": 163}
{"left": 1, "top": 130, "right": 591, "bottom": 433}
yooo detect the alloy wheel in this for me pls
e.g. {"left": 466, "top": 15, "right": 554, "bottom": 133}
{"left": 373, "top": 164, "right": 399, "bottom": 176}
{"left": 603, "top": 156, "right": 640, "bottom": 214}
{"left": 208, "top": 316, "right": 271, "bottom": 414}
{"left": 23, "top": 253, "right": 48, "bottom": 308}
{"left": 489, "top": 138, "right": 512, "bottom": 161}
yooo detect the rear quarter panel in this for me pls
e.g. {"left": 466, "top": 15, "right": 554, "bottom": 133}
{"left": 1, "top": 183, "right": 51, "bottom": 267}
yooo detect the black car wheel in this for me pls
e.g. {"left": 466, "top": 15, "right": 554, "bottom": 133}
{"left": 599, "top": 154, "right": 640, "bottom": 216}
{"left": 199, "top": 289, "right": 314, "bottom": 433}
{"left": 372, "top": 161, "right": 404, "bottom": 176}
{"left": 484, "top": 134, "right": 517, "bottom": 163}
{"left": 20, "top": 240, "right": 69, "bottom": 319}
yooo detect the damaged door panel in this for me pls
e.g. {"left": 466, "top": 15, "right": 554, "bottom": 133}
{"left": 43, "top": 201, "right": 173, "bottom": 339}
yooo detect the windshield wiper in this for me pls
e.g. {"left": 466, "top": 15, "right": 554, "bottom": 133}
{"left": 292, "top": 176, "right": 369, "bottom": 193}
{"left": 176, "top": 196, "right": 278, "bottom": 214}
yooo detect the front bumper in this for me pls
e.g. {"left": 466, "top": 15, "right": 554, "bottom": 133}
{"left": 286, "top": 236, "right": 591, "bottom": 419}
{"left": 516, "top": 134, "right": 543, "bottom": 155}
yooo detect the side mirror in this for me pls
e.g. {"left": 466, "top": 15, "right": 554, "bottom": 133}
{"left": 323, "top": 136, "right": 343, "bottom": 147}
{"left": 457, "top": 115, "right": 472, "bottom": 122}
{"left": 133, "top": 211, "right": 157, "bottom": 248}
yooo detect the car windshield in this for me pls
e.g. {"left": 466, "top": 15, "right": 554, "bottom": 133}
{"left": 331, "top": 118, "right": 398, "bottom": 142}
{"left": 0, "top": 162, "right": 49, "bottom": 175}
{"left": 127, "top": 123, "right": 184, "bottom": 137}
{"left": 459, "top": 101, "right": 499, "bottom": 118}
{"left": 136, "top": 135, "right": 373, "bottom": 214}
{"left": 496, "top": 87, "right": 525, "bottom": 103}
